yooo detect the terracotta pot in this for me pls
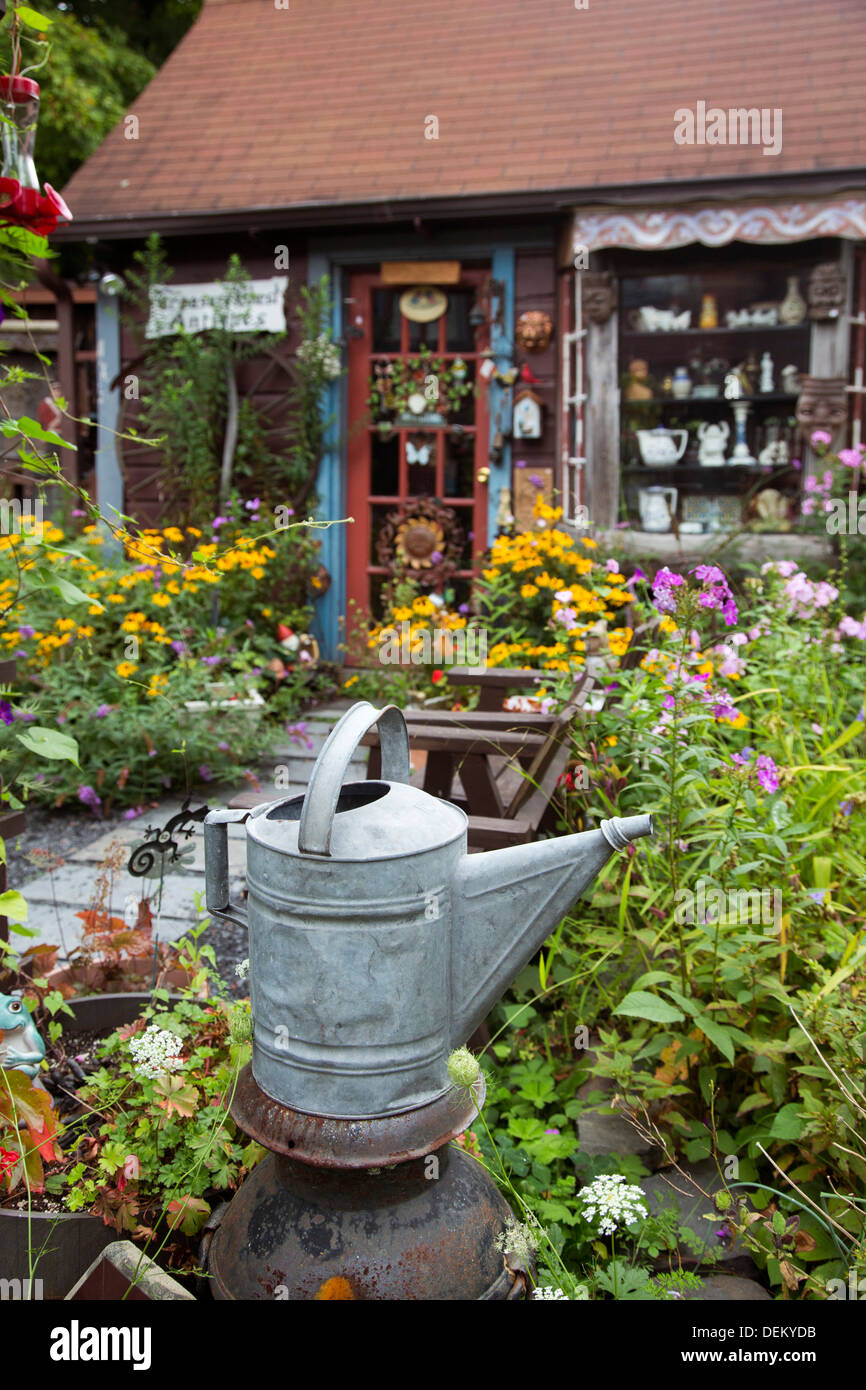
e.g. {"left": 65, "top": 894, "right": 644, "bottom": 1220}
{"left": 46, "top": 956, "right": 204, "bottom": 998}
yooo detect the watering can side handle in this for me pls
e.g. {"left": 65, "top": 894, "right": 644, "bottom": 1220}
{"left": 204, "top": 809, "right": 250, "bottom": 926}
{"left": 298, "top": 701, "right": 410, "bottom": 857}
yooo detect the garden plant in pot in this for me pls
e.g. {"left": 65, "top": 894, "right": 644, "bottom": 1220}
{"left": 0, "top": 927, "right": 261, "bottom": 1299}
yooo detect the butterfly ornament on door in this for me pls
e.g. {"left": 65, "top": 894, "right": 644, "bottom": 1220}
{"left": 406, "top": 436, "right": 433, "bottom": 466}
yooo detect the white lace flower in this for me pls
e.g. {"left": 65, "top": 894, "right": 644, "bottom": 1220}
{"left": 128, "top": 1025, "right": 184, "bottom": 1080}
{"left": 533, "top": 1286, "right": 569, "bottom": 1300}
{"left": 296, "top": 335, "right": 342, "bottom": 380}
{"left": 495, "top": 1216, "right": 539, "bottom": 1263}
{"left": 576, "top": 1173, "right": 648, "bottom": 1236}
{"left": 235, "top": 958, "right": 250, "bottom": 980}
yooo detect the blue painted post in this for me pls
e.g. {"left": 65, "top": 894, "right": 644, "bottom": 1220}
{"left": 486, "top": 249, "right": 515, "bottom": 542}
{"left": 307, "top": 257, "right": 345, "bottom": 662}
{"left": 95, "top": 289, "right": 125, "bottom": 553}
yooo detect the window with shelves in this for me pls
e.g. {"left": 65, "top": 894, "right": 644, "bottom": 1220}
{"left": 617, "top": 246, "right": 825, "bottom": 535}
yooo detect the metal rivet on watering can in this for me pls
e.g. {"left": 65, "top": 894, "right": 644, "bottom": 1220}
{"left": 203, "top": 701, "right": 654, "bottom": 1300}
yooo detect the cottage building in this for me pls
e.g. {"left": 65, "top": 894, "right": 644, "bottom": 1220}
{"left": 54, "top": 0, "right": 866, "bottom": 657}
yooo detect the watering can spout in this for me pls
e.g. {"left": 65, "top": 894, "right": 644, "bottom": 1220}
{"left": 450, "top": 814, "right": 654, "bottom": 1047}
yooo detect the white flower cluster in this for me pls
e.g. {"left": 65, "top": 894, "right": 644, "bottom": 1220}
{"left": 235, "top": 958, "right": 250, "bottom": 980}
{"left": 495, "top": 1216, "right": 539, "bottom": 1263}
{"left": 296, "top": 334, "right": 342, "bottom": 381}
{"left": 576, "top": 1174, "right": 648, "bottom": 1236}
{"left": 128, "top": 1025, "right": 184, "bottom": 1079}
{"left": 533, "top": 1286, "right": 569, "bottom": 1300}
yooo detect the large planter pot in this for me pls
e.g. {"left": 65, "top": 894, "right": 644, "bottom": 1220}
{"left": 0, "top": 992, "right": 166, "bottom": 1300}
{"left": 47, "top": 958, "right": 203, "bottom": 998}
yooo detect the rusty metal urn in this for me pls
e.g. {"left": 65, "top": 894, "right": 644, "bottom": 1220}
{"left": 203, "top": 702, "right": 653, "bottom": 1299}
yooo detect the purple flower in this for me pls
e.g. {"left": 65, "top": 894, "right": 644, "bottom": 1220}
{"left": 148, "top": 748, "right": 158, "bottom": 758}
{"left": 212, "top": 516, "right": 228, "bottom": 528}
{"left": 840, "top": 800, "right": 853, "bottom": 816}
{"left": 458, "top": 603, "right": 470, "bottom": 615}
{"left": 56, "top": 713, "right": 67, "bottom": 725}
{"left": 171, "top": 640, "right": 188, "bottom": 656}
{"left": 809, "top": 888, "right": 826, "bottom": 904}
{"left": 652, "top": 567, "right": 686, "bottom": 615}
{"left": 810, "top": 429, "right": 832, "bottom": 446}
{"left": 123, "top": 806, "right": 144, "bottom": 820}
{"left": 198, "top": 764, "right": 213, "bottom": 781}
{"left": 430, "top": 550, "right": 443, "bottom": 564}
{"left": 839, "top": 446, "right": 865, "bottom": 469}
{"left": 201, "top": 655, "right": 222, "bottom": 666}
{"left": 94, "top": 703, "right": 112, "bottom": 718}
{"left": 544, "top": 1128, "right": 561, "bottom": 1136}
{"left": 755, "top": 754, "right": 780, "bottom": 793}
{"left": 77, "top": 784, "right": 102, "bottom": 814}
{"left": 529, "top": 474, "right": 543, "bottom": 488}
{"left": 245, "top": 498, "right": 262, "bottom": 510}
{"left": 731, "top": 749, "right": 752, "bottom": 767}
{"left": 218, "top": 741, "right": 231, "bottom": 752}
{"left": 71, "top": 508, "right": 86, "bottom": 517}
{"left": 515, "top": 459, "right": 526, "bottom": 469}
{"left": 0, "top": 701, "right": 13, "bottom": 726}
{"left": 17, "top": 626, "right": 34, "bottom": 638}
{"left": 662, "top": 694, "right": 676, "bottom": 710}
{"left": 13, "top": 650, "right": 26, "bottom": 659}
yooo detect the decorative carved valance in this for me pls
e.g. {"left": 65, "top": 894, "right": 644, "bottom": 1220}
{"left": 572, "top": 195, "right": 866, "bottom": 254}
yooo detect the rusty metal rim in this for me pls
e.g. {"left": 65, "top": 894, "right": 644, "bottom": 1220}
{"left": 230, "top": 1063, "right": 484, "bottom": 1168}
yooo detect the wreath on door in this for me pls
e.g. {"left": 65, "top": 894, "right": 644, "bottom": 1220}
{"left": 376, "top": 497, "right": 464, "bottom": 590}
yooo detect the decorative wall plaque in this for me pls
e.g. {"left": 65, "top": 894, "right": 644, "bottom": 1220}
{"left": 807, "top": 262, "right": 846, "bottom": 321}
{"left": 794, "top": 376, "right": 848, "bottom": 446}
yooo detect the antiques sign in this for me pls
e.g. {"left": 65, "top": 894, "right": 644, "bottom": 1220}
{"left": 145, "top": 276, "right": 289, "bottom": 338}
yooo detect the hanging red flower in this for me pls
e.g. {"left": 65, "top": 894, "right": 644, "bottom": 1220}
{"left": 0, "top": 76, "right": 72, "bottom": 236}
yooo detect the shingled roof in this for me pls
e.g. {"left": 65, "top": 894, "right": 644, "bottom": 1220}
{"left": 60, "top": 0, "right": 866, "bottom": 233}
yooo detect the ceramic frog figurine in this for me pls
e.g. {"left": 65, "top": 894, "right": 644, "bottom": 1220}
{"left": 0, "top": 991, "right": 46, "bottom": 1084}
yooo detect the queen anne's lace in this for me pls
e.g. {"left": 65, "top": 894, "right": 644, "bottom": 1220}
{"left": 576, "top": 1174, "right": 648, "bottom": 1236}
{"left": 128, "top": 1025, "right": 184, "bottom": 1079}
{"left": 533, "top": 1286, "right": 569, "bottom": 1300}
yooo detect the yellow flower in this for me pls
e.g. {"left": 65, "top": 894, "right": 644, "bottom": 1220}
{"left": 76, "top": 625, "right": 95, "bottom": 638}
{"left": 251, "top": 567, "right": 265, "bottom": 579}
{"left": 520, "top": 584, "right": 539, "bottom": 599}
{"left": 343, "top": 675, "right": 359, "bottom": 688}
{"left": 151, "top": 592, "right": 171, "bottom": 607}
{"left": 167, "top": 581, "right": 181, "bottom": 595}
{"left": 261, "top": 607, "right": 272, "bottom": 618}
{"left": 580, "top": 537, "right": 598, "bottom": 549}
{"left": 162, "top": 526, "right": 185, "bottom": 544}
{"left": 186, "top": 526, "right": 203, "bottom": 537}
{"left": 106, "top": 593, "right": 125, "bottom": 604}
{"left": 116, "top": 661, "right": 138, "bottom": 678}
{"left": 55, "top": 618, "right": 76, "bottom": 632}
{"left": 658, "top": 615, "right": 679, "bottom": 635}
{"left": 605, "top": 736, "right": 618, "bottom": 747}
{"left": 146, "top": 672, "right": 169, "bottom": 698}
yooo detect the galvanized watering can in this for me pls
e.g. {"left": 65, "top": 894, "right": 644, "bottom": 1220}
{"left": 205, "top": 701, "right": 653, "bottom": 1121}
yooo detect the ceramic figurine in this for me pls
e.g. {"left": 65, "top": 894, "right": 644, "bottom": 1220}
{"left": 781, "top": 364, "right": 800, "bottom": 395}
{"left": 0, "top": 991, "right": 47, "bottom": 1089}
{"left": 671, "top": 366, "right": 692, "bottom": 399}
{"left": 699, "top": 294, "right": 718, "bottom": 329}
{"left": 624, "top": 359, "right": 654, "bottom": 401}
{"left": 496, "top": 487, "right": 515, "bottom": 534}
{"left": 779, "top": 276, "right": 807, "bottom": 326}
{"left": 697, "top": 420, "right": 730, "bottom": 467}
{"left": 760, "top": 352, "right": 774, "bottom": 393}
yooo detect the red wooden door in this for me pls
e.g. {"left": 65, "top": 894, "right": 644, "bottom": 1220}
{"left": 345, "top": 268, "right": 490, "bottom": 630}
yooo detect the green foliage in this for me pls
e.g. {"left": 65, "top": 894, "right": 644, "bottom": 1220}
{"left": 62, "top": 993, "right": 261, "bottom": 1260}
{"left": 0, "top": 4, "right": 156, "bottom": 192}
{"left": 56, "top": 0, "right": 204, "bottom": 69}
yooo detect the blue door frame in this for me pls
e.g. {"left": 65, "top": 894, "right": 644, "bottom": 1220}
{"left": 307, "top": 234, "right": 550, "bottom": 661}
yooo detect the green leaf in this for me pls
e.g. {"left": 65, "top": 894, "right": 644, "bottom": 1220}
{"left": 768, "top": 1103, "right": 804, "bottom": 1141}
{"left": 614, "top": 991, "right": 685, "bottom": 1025}
{"left": 736, "top": 1091, "right": 772, "bottom": 1117}
{"left": 47, "top": 575, "right": 100, "bottom": 608}
{"left": 14, "top": 6, "right": 54, "bottom": 27}
{"left": 693, "top": 1013, "right": 736, "bottom": 1064}
{"left": 0, "top": 889, "right": 27, "bottom": 922}
{"left": 16, "top": 726, "right": 79, "bottom": 765}
{"left": 0, "top": 415, "right": 71, "bottom": 448}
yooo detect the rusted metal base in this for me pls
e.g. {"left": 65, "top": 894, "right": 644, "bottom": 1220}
{"left": 231, "top": 1063, "right": 484, "bottom": 1169}
{"left": 208, "top": 1146, "right": 524, "bottom": 1301}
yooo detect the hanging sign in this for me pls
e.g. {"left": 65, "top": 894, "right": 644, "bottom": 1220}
{"left": 145, "top": 276, "right": 289, "bottom": 338}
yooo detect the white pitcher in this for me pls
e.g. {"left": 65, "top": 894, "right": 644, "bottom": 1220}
{"left": 638, "top": 486, "right": 677, "bottom": 532}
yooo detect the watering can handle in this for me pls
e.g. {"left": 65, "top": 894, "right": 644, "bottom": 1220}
{"left": 298, "top": 701, "right": 410, "bottom": 856}
{"left": 204, "top": 808, "right": 250, "bottom": 927}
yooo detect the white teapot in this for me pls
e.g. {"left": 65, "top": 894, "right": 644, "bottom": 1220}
{"left": 636, "top": 428, "right": 689, "bottom": 466}
{"left": 697, "top": 420, "right": 730, "bottom": 467}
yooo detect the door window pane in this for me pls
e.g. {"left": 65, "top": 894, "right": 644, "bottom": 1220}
{"left": 372, "top": 290, "right": 401, "bottom": 352}
{"left": 443, "top": 430, "right": 475, "bottom": 497}
{"left": 370, "top": 431, "right": 399, "bottom": 495}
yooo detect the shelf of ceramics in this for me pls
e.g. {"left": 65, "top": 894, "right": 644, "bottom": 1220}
{"left": 622, "top": 393, "right": 798, "bottom": 408}
{"left": 621, "top": 325, "right": 810, "bottom": 341}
